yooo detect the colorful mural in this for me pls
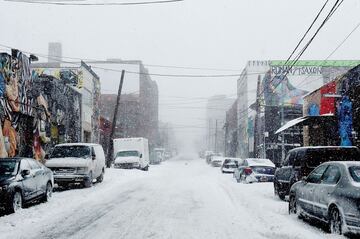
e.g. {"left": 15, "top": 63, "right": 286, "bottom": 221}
{"left": 0, "top": 50, "right": 82, "bottom": 161}
{"left": 303, "top": 65, "right": 360, "bottom": 147}
{"left": 262, "top": 71, "right": 308, "bottom": 106}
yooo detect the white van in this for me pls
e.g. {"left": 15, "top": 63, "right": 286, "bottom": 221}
{"left": 45, "top": 143, "right": 106, "bottom": 188}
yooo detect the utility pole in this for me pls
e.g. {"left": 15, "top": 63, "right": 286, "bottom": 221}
{"left": 215, "top": 119, "right": 218, "bottom": 153}
{"left": 280, "top": 77, "right": 286, "bottom": 162}
{"left": 106, "top": 70, "right": 125, "bottom": 168}
{"left": 254, "top": 75, "right": 261, "bottom": 158}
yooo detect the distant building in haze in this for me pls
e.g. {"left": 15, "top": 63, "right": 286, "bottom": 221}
{"left": 206, "top": 95, "right": 235, "bottom": 154}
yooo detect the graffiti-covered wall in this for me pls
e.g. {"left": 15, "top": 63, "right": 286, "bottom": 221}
{"left": 33, "top": 62, "right": 100, "bottom": 144}
{"left": 303, "top": 65, "right": 360, "bottom": 147}
{"left": 0, "top": 50, "right": 81, "bottom": 160}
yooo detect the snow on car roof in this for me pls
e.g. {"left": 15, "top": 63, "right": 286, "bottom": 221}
{"left": 56, "top": 143, "right": 100, "bottom": 147}
{"left": 224, "top": 157, "right": 242, "bottom": 161}
{"left": 245, "top": 158, "right": 275, "bottom": 167}
{"left": 212, "top": 156, "right": 225, "bottom": 161}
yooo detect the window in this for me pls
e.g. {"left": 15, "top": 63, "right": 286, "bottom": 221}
{"left": 51, "top": 145, "right": 91, "bottom": 158}
{"left": 288, "top": 152, "right": 296, "bottom": 166}
{"left": 20, "top": 159, "right": 31, "bottom": 171}
{"left": 307, "top": 165, "right": 328, "bottom": 184}
{"left": 28, "top": 159, "right": 41, "bottom": 169}
{"left": 282, "top": 154, "right": 290, "bottom": 166}
{"left": 321, "top": 165, "right": 341, "bottom": 184}
{"left": 294, "top": 150, "right": 305, "bottom": 167}
{"left": 251, "top": 166, "right": 275, "bottom": 175}
{"left": 349, "top": 166, "right": 360, "bottom": 182}
{"left": 0, "top": 161, "right": 18, "bottom": 176}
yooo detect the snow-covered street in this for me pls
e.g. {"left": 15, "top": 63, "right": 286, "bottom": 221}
{"left": 0, "top": 156, "right": 343, "bottom": 239}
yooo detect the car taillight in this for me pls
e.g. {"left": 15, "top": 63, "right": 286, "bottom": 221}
{"left": 244, "top": 167, "right": 252, "bottom": 175}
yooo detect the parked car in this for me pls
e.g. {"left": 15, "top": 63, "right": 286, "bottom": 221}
{"left": 45, "top": 143, "right": 106, "bottom": 188}
{"left": 234, "top": 158, "right": 275, "bottom": 183}
{"left": 289, "top": 161, "right": 360, "bottom": 235}
{"left": 211, "top": 156, "right": 224, "bottom": 167}
{"left": 221, "top": 158, "right": 242, "bottom": 173}
{"left": 274, "top": 146, "right": 360, "bottom": 200}
{"left": 205, "top": 151, "right": 214, "bottom": 164}
{"left": 0, "top": 158, "right": 54, "bottom": 213}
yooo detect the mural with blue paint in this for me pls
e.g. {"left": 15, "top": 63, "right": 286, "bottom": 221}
{"left": 338, "top": 96, "right": 353, "bottom": 146}
{"left": 308, "top": 104, "right": 320, "bottom": 116}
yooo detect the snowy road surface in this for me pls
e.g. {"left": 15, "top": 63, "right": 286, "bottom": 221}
{"left": 0, "top": 155, "right": 344, "bottom": 239}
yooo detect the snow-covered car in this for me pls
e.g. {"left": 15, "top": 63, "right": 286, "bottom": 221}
{"left": 234, "top": 158, "right": 275, "bottom": 183}
{"left": 210, "top": 156, "right": 224, "bottom": 167}
{"left": 205, "top": 151, "right": 214, "bottom": 164}
{"left": 0, "top": 158, "right": 54, "bottom": 213}
{"left": 45, "top": 143, "right": 106, "bottom": 188}
{"left": 289, "top": 161, "right": 360, "bottom": 235}
{"left": 221, "top": 158, "right": 242, "bottom": 173}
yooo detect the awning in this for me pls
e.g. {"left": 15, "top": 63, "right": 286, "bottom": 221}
{"left": 275, "top": 114, "right": 335, "bottom": 134}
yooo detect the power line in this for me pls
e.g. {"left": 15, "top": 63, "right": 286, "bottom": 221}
{"left": 0, "top": 43, "right": 351, "bottom": 80}
{"left": 0, "top": 43, "right": 246, "bottom": 78}
{"left": 296, "top": 15, "right": 360, "bottom": 88}
{"left": 284, "top": 0, "right": 330, "bottom": 68}
{"left": 4, "top": 0, "right": 184, "bottom": 6}
{"left": 124, "top": 70, "right": 241, "bottom": 78}
{"left": 236, "top": 0, "right": 345, "bottom": 135}
{"left": 265, "top": 0, "right": 344, "bottom": 95}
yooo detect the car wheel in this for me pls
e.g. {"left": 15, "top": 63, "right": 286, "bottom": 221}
{"left": 274, "top": 182, "right": 278, "bottom": 195}
{"left": 289, "top": 196, "right": 297, "bottom": 215}
{"left": 275, "top": 183, "right": 285, "bottom": 200}
{"left": 10, "top": 191, "right": 23, "bottom": 213}
{"left": 329, "top": 207, "right": 343, "bottom": 235}
{"left": 84, "top": 172, "right": 93, "bottom": 188}
{"left": 43, "top": 182, "right": 53, "bottom": 202}
{"left": 97, "top": 170, "right": 104, "bottom": 183}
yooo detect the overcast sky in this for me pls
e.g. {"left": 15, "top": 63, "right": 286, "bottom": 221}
{"left": 1, "top": 0, "right": 360, "bottom": 151}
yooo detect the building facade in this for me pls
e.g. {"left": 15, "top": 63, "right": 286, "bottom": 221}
{"left": 224, "top": 100, "right": 238, "bottom": 157}
{"left": 237, "top": 60, "right": 357, "bottom": 164}
{"left": 302, "top": 64, "right": 360, "bottom": 148}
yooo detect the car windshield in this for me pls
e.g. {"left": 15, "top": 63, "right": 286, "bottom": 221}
{"left": 251, "top": 166, "right": 275, "bottom": 175}
{"left": 116, "top": 151, "right": 139, "bottom": 157}
{"left": 349, "top": 166, "right": 360, "bottom": 183}
{"left": 0, "top": 161, "right": 18, "bottom": 177}
{"left": 51, "top": 146, "right": 91, "bottom": 159}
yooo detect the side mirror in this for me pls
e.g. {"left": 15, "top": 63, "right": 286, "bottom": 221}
{"left": 301, "top": 176, "right": 308, "bottom": 182}
{"left": 21, "top": 169, "right": 30, "bottom": 177}
{"left": 140, "top": 154, "right": 143, "bottom": 158}
{"left": 44, "top": 154, "right": 50, "bottom": 160}
{"left": 92, "top": 154, "right": 96, "bottom": 160}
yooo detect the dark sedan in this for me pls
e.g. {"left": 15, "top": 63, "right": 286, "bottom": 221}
{"left": 0, "top": 158, "right": 54, "bottom": 213}
{"left": 289, "top": 161, "right": 360, "bottom": 235}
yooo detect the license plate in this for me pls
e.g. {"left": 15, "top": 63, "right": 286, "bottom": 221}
{"left": 260, "top": 177, "right": 268, "bottom": 182}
